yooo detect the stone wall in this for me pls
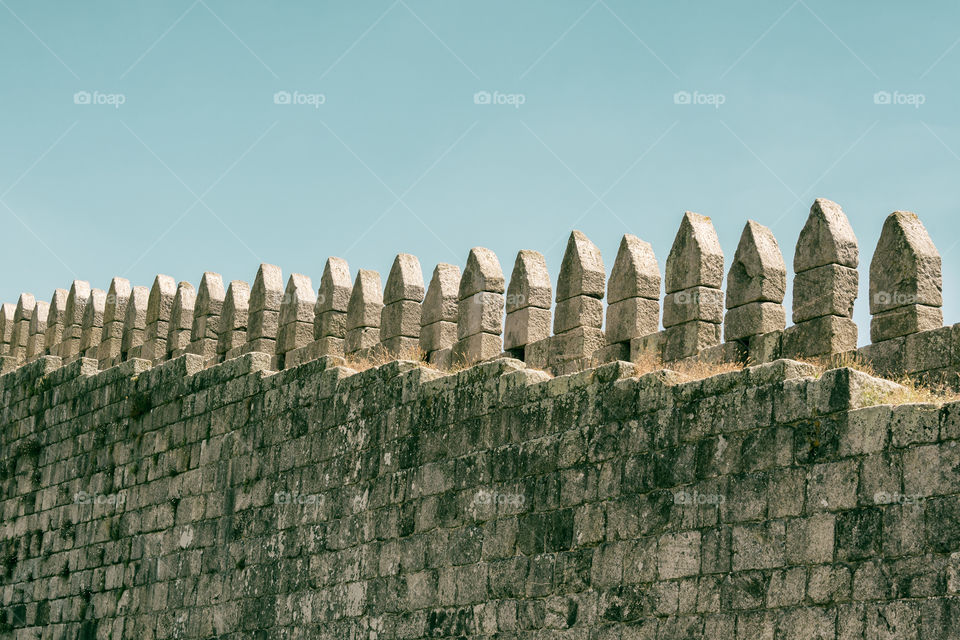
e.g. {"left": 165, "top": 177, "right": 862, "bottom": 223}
{"left": 2, "top": 347, "right": 960, "bottom": 638}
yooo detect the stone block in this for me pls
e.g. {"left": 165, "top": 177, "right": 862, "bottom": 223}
{"left": 794, "top": 197, "right": 859, "bottom": 271}
{"left": 630, "top": 331, "right": 663, "bottom": 363}
{"left": 662, "top": 286, "right": 724, "bottom": 327}
{"left": 524, "top": 336, "right": 550, "bottom": 370}
{"left": 783, "top": 315, "right": 857, "bottom": 358}
{"left": 556, "top": 230, "right": 605, "bottom": 301}
{"left": 792, "top": 264, "right": 859, "bottom": 323}
{"left": 662, "top": 321, "right": 721, "bottom": 361}
{"left": 316, "top": 310, "right": 347, "bottom": 340}
{"left": 504, "top": 306, "right": 550, "bottom": 351}
{"left": 346, "top": 327, "right": 380, "bottom": 354}
{"left": 869, "top": 210, "right": 942, "bottom": 314}
{"left": 457, "top": 292, "right": 504, "bottom": 339}
{"left": 665, "top": 212, "right": 724, "bottom": 292}
{"left": 608, "top": 233, "right": 660, "bottom": 303}
{"left": 856, "top": 337, "right": 907, "bottom": 377}
{"left": 420, "top": 320, "right": 457, "bottom": 354}
{"left": 605, "top": 297, "right": 659, "bottom": 344}
{"left": 506, "top": 250, "right": 551, "bottom": 312}
{"left": 726, "top": 220, "right": 786, "bottom": 308}
{"left": 747, "top": 330, "right": 783, "bottom": 365}
{"left": 381, "top": 300, "right": 422, "bottom": 340}
{"left": 870, "top": 305, "right": 942, "bottom": 343}
{"left": 905, "top": 324, "right": 954, "bottom": 373}
{"left": 549, "top": 327, "right": 606, "bottom": 364}
{"left": 382, "top": 335, "right": 421, "bottom": 356}
{"left": 452, "top": 332, "right": 502, "bottom": 365}
{"left": 553, "top": 295, "right": 602, "bottom": 334}
{"left": 724, "top": 302, "right": 785, "bottom": 342}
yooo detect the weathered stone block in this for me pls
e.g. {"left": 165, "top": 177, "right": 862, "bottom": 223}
{"left": 662, "top": 287, "right": 724, "bottom": 327}
{"left": 553, "top": 295, "right": 602, "bottom": 334}
{"left": 726, "top": 220, "right": 786, "bottom": 308}
{"left": 783, "top": 315, "right": 857, "bottom": 358}
{"left": 869, "top": 210, "right": 942, "bottom": 314}
{"left": 346, "top": 326, "right": 380, "bottom": 354}
{"left": 794, "top": 197, "right": 859, "bottom": 271}
{"left": 506, "top": 250, "right": 551, "bottom": 312}
{"left": 549, "top": 327, "right": 605, "bottom": 364}
{"left": 457, "top": 292, "right": 504, "bottom": 339}
{"left": 662, "top": 321, "right": 721, "bottom": 361}
{"left": 452, "top": 331, "right": 502, "bottom": 365}
{"left": 608, "top": 234, "right": 660, "bottom": 303}
{"left": 504, "top": 306, "right": 550, "bottom": 351}
{"left": 420, "top": 320, "right": 457, "bottom": 354}
{"left": 870, "top": 305, "right": 942, "bottom": 343}
{"left": 556, "top": 230, "right": 605, "bottom": 301}
{"left": 747, "top": 330, "right": 783, "bottom": 365}
{"left": 381, "top": 300, "right": 422, "bottom": 340}
{"left": 792, "top": 264, "right": 859, "bottom": 323}
{"left": 724, "top": 302, "right": 785, "bottom": 342}
{"left": 316, "top": 309, "right": 347, "bottom": 340}
{"left": 665, "top": 212, "right": 724, "bottom": 293}
{"left": 605, "top": 297, "right": 659, "bottom": 344}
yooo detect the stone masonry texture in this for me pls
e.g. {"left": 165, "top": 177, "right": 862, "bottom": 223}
{"left": 2, "top": 351, "right": 960, "bottom": 638}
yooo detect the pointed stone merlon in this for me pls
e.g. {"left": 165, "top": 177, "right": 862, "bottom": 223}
{"left": 78, "top": 288, "right": 106, "bottom": 361}
{"left": 420, "top": 263, "right": 460, "bottom": 365}
{"left": 121, "top": 286, "right": 149, "bottom": 361}
{"left": 0, "top": 303, "right": 15, "bottom": 359}
{"left": 26, "top": 301, "right": 50, "bottom": 362}
{"left": 58, "top": 280, "right": 91, "bottom": 360}
{"left": 663, "top": 213, "right": 724, "bottom": 361}
{"left": 166, "top": 282, "right": 196, "bottom": 360}
{"left": 187, "top": 272, "right": 225, "bottom": 362}
{"left": 142, "top": 275, "right": 177, "bottom": 364}
{"left": 9, "top": 293, "right": 36, "bottom": 364}
{"left": 244, "top": 263, "right": 283, "bottom": 357}
{"left": 218, "top": 281, "right": 251, "bottom": 361}
{"left": 504, "top": 250, "right": 551, "bottom": 358}
{"left": 605, "top": 234, "right": 660, "bottom": 346}
{"left": 784, "top": 198, "right": 859, "bottom": 358}
{"left": 44, "top": 289, "right": 68, "bottom": 358}
{"left": 345, "top": 270, "right": 383, "bottom": 356}
{"left": 381, "top": 254, "right": 424, "bottom": 356}
{"left": 869, "top": 211, "right": 942, "bottom": 343}
{"left": 97, "top": 278, "right": 131, "bottom": 369}
{"left": 277, "top": 273, "right": 316, "bottom": 360}
{"left": 452, "top": 248, "right": 504, "bottom": 366}
{"left": 313, "top": 257, "right": 351, "bottom": 357}
{"left": 724, "top": 221, "right": 786, "bottom": 346}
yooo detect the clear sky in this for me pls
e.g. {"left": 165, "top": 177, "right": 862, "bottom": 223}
{"left": 1, "top": 1, "right": 958, "bottom": 344}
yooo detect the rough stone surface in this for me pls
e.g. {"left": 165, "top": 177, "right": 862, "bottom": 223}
{"left": 871, "top": 304, "right": 943, "bottom": 343}
{"left": 317, "top": 256, "right": 352, "bottom": 315}
{"left": 792, "top": 264, "right": 859, "bottom": 323}
{"left": 783, "top": 315, "right": 858, "bottom": 358}
{"left": 422, "top": 263, "right": 461, "bottom": 326}
{"left": 26, "top": 301, "right": 49, "bottom": 361}
{"left": 44, "top": 288, "right": 68, "bottom": 356}
{"left": 553, "top": 294, "right": 603, "bottom": 334}
{"left": 665, "top": 211, "right": 724, "bottom": 293}
{"left": 726, "top": 220, "right": 786, "bottom": 308}
{"left": 506, "top": 250, "right": 552, "bottom": 312}
{"left": 724, "top": 301, "right": 786, "bottom": 342}
{"left": 383, "top": 253, "right": 425, "bottom": 305}
{"left": 504, "top": 306, "right": 551, "bottom": 352}
{"left": 605, "top": 297, "right": 659, "bottom": 345}
{"left": 121, "top": 286, "right": 149, "bottom": 359}
{"left": 608, "top": 233, "right": 660, "bottom": 303}
{"left": 556, "top": 230, "right": 605, "bottom": 301}
{"left": 166, "top": 282, "right": 196, "bottom": 358}
{"left": 458, "top": 247, "right": 505, "bottom": 299}
{"left": 217, "top": 280, "right": 250, "bottom": 357}
{"left": 795, "top": 198, "right": 859, "bottom": 271}
{"left": 662, "top": 286, "right": 725, "bottom": 327}
{"left": 142, "top": 275, "right": 176, "bottom": 363}
{"left": 0, "top": 310, "right": 956, "bottom": 639}
{"left": 870, "top": 211, "right": 942, "bottom": 317}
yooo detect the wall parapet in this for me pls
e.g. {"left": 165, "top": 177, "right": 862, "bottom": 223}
{"left": 0, "top": 198, "right": 954, "bottom": 388}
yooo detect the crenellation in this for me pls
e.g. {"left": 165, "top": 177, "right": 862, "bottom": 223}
{"left": 244, "top": 263, "right": 284, "bottom": 358}
{"left": 121, "top": 285, "right": 149, "bottom": 362}
{"left": 97, "top": 277, "right": 131, "bottom": 369}
{"left": 380, "top": 253, "right": 424, "bottom": 355}
{"left": 452, "top": 247, "right": 504, "bottom": 366}
{"left": 420, "top": 262, "right": 460, "bottom": 366}
{"left": 218, "top": 280, "right": 251, "bottom": 361}
{"left": 663, "top": 212, "right": 724, "bottom": 361}
{"left": 186, "top": 271, "right": 225, "bottom": 362}
{"left": 345, "top": 269, "right": 383, "bottom": 356}
{"left": 26, "top": 300, "right": 49, "bottom": 362}
{"left": 141, "top": 274, "right": 177, "bottom": 364}
{"left": 784, "top": 198, "right": 859, "bottom": 358}
{"left": 78, "top": 287, "right": 106, "bottom": 361}
{"left": 166, "top": 281, "right": 197, "bottom": 360}
{"left": 869, "top": 211, "right": 943, "bottom": 343}
{"left": 58, "top": 280, "right": 91, "bottom": 360}
{"left": 9, "top": 293, "right": 35, "bottom": 365}
{"left": 724, "top": 220, "right": 787, "bottom": 351}
{"left": 0, "top": 196, "right": 952, "bottom": 386}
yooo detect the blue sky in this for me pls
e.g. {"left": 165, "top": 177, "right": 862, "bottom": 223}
{"left": 1, "top": 1, "right": 958, "bottom": 343}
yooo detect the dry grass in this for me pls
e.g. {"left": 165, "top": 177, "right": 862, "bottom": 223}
{"left": 343, "top": 344, "right": 471, "bottom": 374}
{"left": 633, "top": 354, "right": 744, "bottom": 382}
{"left": 799, "top": 352, "right": 960, "bottom": 406}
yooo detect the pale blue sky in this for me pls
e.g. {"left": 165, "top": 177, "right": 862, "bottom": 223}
{"left": 1, "top": 1, "right": 958, "bottom": 343}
